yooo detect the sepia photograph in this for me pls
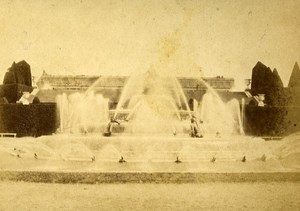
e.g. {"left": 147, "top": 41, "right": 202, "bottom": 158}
{"left": 0, "top": 0, "right": 299, "bottom": 210}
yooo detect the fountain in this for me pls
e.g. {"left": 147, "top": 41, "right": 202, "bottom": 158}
{"left": 56, "top": 91, "right": 109, "bottom": 134}
{"left": 38, "top": 68, "right": 269, "bottom": 167}
{"left": 0, "top": 69, "right": 299, "bottom": 182}
{"left": 199, "top": 92, "right": 244, "bottom": 135}
{"left": 103, "top": 66, "right": 245, "bottom": 136}
{"left": 55, "top": 63, "right": 245, "bottom": 138}
{"left": 1, "top": 42, "right": 295, "bottom": 179}
{"left": 111, "top": 67, "right": 192, "bottom": 135}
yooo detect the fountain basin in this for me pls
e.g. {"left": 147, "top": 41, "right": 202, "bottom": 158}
{"left": 0, "top": 134, "right": 297, "bottom": 173}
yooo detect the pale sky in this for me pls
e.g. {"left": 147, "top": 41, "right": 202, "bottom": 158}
{"left": 0, "top": 0, "right": 299, "bottom": 89}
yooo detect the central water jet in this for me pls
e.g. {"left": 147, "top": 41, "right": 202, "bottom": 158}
{"left": 113, "top": 67, "right": 192, "bottom": 135}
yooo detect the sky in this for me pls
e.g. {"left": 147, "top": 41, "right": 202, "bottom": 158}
{"left": 0, "top": 0, "right": 299, "bottom": 90}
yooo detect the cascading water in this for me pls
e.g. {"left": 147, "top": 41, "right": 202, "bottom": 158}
{"left": 199, "top": 92, "right": 244, "bottom": 135}
{"left": 241, "top": 98, "right": 245, "bottom": 130}
{"left": 56, "top": 72, "right": 245, "bottom": 136}
{"left": 193, "top": 75, "right": 245, "bottom": 136}
{"left": 112, "top": 67, "right": 192, "bottom": 134}
{"left": 56, "top": 91, "right": 109, "bottom": 133}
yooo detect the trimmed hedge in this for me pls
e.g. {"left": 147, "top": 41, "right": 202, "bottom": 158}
{"left": 0, "top": 84, "right": 33, "bottom": 103}
{"left": 245, "top": 105, "right": 288, "bottom": 136}
{"left": 4, "top": 60, "right": 32, "bottom": 86}
{"left": 0, "top": 103, "right": 57, "bottom": 137}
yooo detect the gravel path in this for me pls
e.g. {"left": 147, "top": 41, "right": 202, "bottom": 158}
{"left": 0, "top": 181, "right": 299, "bottom": 210}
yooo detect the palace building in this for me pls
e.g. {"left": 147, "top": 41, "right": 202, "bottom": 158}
{"left": 35, "top": 70, "right": 248, "bottom": 110}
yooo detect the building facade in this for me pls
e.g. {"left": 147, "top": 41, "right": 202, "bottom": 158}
{"left": 36, "top": 71, "right": 236, "bottom": 109}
